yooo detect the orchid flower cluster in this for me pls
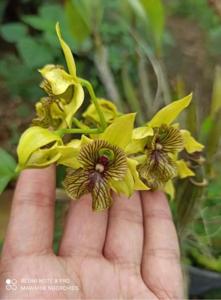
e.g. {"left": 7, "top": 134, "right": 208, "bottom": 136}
{"left": 16, "top": 24, "right": 204, "bottom": 211}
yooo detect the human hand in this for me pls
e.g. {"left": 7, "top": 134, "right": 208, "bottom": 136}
{"left": 0, "top": 166, "right": 183, "bottom": 299}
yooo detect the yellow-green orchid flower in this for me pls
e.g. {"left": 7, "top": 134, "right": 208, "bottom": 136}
{"left": 33, "top": 23, "right": 84, "bottom": 129}
{"left": 16, "top": 126, "right": 62, "bottom": 170}
{"left": 63, "top": 114, "right": 149, "bottom": 211}
{"left": 16, "top": 127, "right": 83, "bottom": 171}
{"left": 83, "top": 98, "right": 121, "bottom": 126}
{"left": 127, "top": 93, "right": 204, "bottom": 190}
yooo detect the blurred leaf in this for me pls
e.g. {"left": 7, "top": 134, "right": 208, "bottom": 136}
{"left": 206, "top": 110, "right": 221, "bottom": 162}
{"left": 17, "top": 37, "right": 54, "bottom": 68}
{"left": 39, "top": 3, "right": 64, "bottom": 21}
{"left": 70, "top": 0, "right": 104, "bottom": 30}
{"left": 0, "top": 0, "right": 7, "bottom": 23}
{"left": 0, "top": 23, "right": 28, "bottom": 43}
{"left": 121, "top": 67, "right": 144, "bottom": 124}
{"left": 0, "top": 54, "right": 42, "bottom": 100}
{"left": 127, "top": 0, "right": 146, "bottom": 21}
{"left": 22, "top": 4, "right": 65, "bottom": 31}
{"left": 22, "top": 15, "right": 54, "bottom": 31}
{"left": 0, "top": 148, "right": 16, "bottom": 194}
{"left": 65, "top": 0, "right": 90, "bottom": 43}
{"left": 211, "top": 65, "right": 221, "bottom": 117}
{"left": 200, "top": 116, "right": 213, "bottom": 141}
{"left": 140, "top": 0, "right": 165, "bottom": 54}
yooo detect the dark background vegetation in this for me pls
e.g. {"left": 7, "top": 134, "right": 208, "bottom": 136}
{"left": 0, "top": 0, "right": 221, "bottom": 298}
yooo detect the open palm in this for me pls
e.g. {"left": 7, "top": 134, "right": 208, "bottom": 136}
{"left": 0, "top": 166, "right": 183, "bottom": 299}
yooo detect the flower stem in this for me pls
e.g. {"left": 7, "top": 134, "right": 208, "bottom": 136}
{"left": 55, "top": 127, "right": 102, "bottom": 137}
{"left": 79, "top": 78, "right": 107, "bottom": 129}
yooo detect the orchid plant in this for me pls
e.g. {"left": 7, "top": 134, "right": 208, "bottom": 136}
{"left": 16, "top": 23, "right": 205, "bottom": 211}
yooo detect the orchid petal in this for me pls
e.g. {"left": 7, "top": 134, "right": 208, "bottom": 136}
{"left": 39, "top": 65, "right": 75, "bottom": 95}
{"left": 181, "top": 130, "right": 204, "bottom": 153}
{"left": 148, "top": 93, "right": 192, "bottom": 127}
{"left": 57, "top": 140, "right": 81, "bottom": 168}
{"left": 164, "top": 180, "right": 175, "bottom": 199}
{"left": 132, "top": 126, "right": 153, "bottom": 139}
{"left": 83, "top": 98, "right": 119, "bottom": 125}
{"left": 176, "top": 159, "right": 195, "bottom": 178}
{"left": 26, "top": 146, "right": 61, "bottom": 168}
{"left": 56, "top": 23, "right": 77, "bottom": 78}
{"left": 100, "top": 113, "right": 136, "bottom": 149}
{"left": 17, "top": 126, "right": 62, "bottom": 168}
{"left": 64, "top": 83, "right": 84, "bottom": 128}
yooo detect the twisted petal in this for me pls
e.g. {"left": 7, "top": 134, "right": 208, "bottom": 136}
{"left": 180, "top": 130, "right": 204, "bottom": 153}
{"left": 127, "top": 158, "right": 149, "bottom": 190}
{"left": 56, "top": 23, "right": 77, "bottom": 78}
{"left": 148, "top": 93, "right": 192, "bottom": 127}
{"left": 63, "top": 83, "right": 84, "bottom": 128}
{"left": 176, "top": 159, "right": 195, "bottom": 178}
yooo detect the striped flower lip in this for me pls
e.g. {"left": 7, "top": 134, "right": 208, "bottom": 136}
{"left": 139, "top": 124, "right": 184, "bottom": 189}
{"left": 63, "top": 139, "right": 127, "bottom": 211}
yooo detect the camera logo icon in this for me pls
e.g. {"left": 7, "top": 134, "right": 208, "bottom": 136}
{"left": 5, "top": 278, "right": 17, "bottom": 291}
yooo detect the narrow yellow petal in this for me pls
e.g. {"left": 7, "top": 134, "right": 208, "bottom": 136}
{"left": 100, "top": 113, "right": 136, "bottom": 149}
{"left": 56, "top": 22, "right": 77, "bottom": 78}
{"left": 148, "top": 93, "right": 192, "bottom": 127}
{"left": 176, "top": 159, "right": 195, "bottom": 178}
{"left": 127, "top": 158, "right": 149, "bottom": 190}
{"left": 181, "top": 130, "right": 204, "bottom": 153}
{"left": 17, "top": 126, "right": 62, "bottom": 167}
{"left": 164, "top": 180, "right": 175, "bottom": 200}
{"left": 64, "top": 83, "right": 84, "bottom": 128}
{"left": 132, "top": 126, "right": 153, "bottom": 139}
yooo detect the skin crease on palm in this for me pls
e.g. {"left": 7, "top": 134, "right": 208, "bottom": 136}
{"left": 0, "top": 165, "right": 183, "bottom": 300}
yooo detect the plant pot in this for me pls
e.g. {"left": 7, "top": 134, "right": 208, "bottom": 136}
{"left": 188, "top": 265, "right": 221, "bottom": 297}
